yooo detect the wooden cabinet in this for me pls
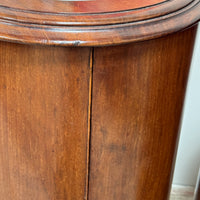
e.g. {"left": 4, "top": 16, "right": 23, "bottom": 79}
{"left": 0, "top": 0, "right": 199, "bottom": 199}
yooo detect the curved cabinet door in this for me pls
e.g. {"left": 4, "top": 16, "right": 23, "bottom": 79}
{"left": 89, "top": 25, "right": 197, "bottom": 200}
{"left": 0, "top": 43, "right": 91, "bottom": 200}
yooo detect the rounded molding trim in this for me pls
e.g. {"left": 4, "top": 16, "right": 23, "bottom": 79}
{"left": 0, "top": 0, "right": 199, "bottom": 46}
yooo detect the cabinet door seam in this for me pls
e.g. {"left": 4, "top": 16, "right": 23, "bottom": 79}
{"left": 85, "top": 47, "right": 94, "bottom": 200}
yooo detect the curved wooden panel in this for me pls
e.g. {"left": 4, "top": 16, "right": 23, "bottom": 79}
{"left": 0, "top": 43, "right": 91, "bottom": 200}
{"left": 88, "top": 25, "right": 197, "bottom": 200}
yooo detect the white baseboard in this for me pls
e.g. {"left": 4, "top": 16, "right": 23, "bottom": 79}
{"left": 170, "top": 185, "right": 194, "bottom": 200}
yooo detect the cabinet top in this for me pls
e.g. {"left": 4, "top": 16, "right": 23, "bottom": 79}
{"left": 0, "top": 0, "right": 166, "bottom": 13}
{"left": 0, "top": 0, "right": 199, "bottom": 46}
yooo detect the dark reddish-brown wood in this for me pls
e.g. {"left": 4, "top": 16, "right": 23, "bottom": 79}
{"left": 197, "top": 188, "right": 200, "bottom": 200}
{"left": 88, "top": 26, "right": 197, "bottom": 200}
{"left": 0, "top": 0, "right": 199, "bottom": 200}
{"left": 195, "top": 175, "right": 200, "bottom": 200}
{"left": 0, "top": 0, "right": 193, "bottom": 26}
{"left": 0, "top": 0, "right": 199, "bottom": 46}
{"left": 0, "top": 0, "right": 166, "bottom": 13}
{"left": 0, "top": 43, "right": 91, "bottom": 200}
{"left": 196, "top": 187, "right": 200, "bottom": 200}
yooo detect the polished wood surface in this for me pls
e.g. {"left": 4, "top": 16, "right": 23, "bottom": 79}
{"left": 0, "top": 43, "right": 91, "bottom": 200}
{"left": 0, "top": 0, "right": 192, "bottom": 25}
{"left": 0, "top": 0, "right": 199, "bottom": 46}
{"left": 0, "top": 0, "right": 199, "bottom": 200}
{"left": 0, "top": 0, "right": 166, "bottom": 13}
{"left": 88, "top": 26, "right": 197, "bottom": 200}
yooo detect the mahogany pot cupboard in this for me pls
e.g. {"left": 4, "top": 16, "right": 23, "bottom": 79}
{"left": 0, "top": 0, "right": 199, "bottom": 200}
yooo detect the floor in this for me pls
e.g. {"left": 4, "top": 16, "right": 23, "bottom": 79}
{"left": 170, "top": 194, "right": 193, "bottom": 200}
{"left": 170, "top": 186, "right": 194, "bottom": 200}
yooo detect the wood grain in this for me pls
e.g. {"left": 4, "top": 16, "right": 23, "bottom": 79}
{"left": 0, "top": 42, "right": 91, "bottom": 200}
{"left": 0, "top": 0, "right": 199, "bottom": 46}
{"left": 0, "top": 0, "right": 166, "bottom": 13}
{"left": 88, "top": 25, "right": 197, "bottom": 200}
{"left": 0, "top": 0, "right": 192, "bottom": 26}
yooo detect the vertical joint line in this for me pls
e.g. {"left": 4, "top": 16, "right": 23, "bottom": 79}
{"left": 85, "top": 47, "right": 94, "bottom": 200}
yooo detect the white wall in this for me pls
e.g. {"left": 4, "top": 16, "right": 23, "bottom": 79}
{"left": 173, "top": 24, "right": 200, "bottom": 186}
